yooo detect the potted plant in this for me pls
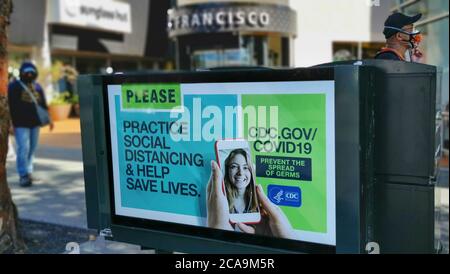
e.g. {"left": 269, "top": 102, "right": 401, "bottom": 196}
{"left": 48, "top": 92, "right": 72, "bottom": 121}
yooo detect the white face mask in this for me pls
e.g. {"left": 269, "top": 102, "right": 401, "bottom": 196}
{"left": 385, "top": 26, "right": 421, "bottom": 49}
{"left": 405, "top": 50, "right": 412, "bottom": 62}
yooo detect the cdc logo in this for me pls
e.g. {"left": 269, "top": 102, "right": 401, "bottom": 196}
{"left": 268, "top": 185, "right": 302, "bottom": 207}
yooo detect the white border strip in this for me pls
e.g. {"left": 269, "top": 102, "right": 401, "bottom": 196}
{"left": 108, "top": 85, "right": 123, "bottom": 215}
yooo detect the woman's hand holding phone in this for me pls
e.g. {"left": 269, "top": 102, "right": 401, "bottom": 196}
{"left": 206, "top": 160, "right": 299, "bottom": 240}
{"left": 206, "top": 161, "right": 233, "bottom": 231}
{"left": 215, "top": 140, "right": 261, "bottom": 224}
{"left": 238, "top": 185, "right": 298, "bottom": 240}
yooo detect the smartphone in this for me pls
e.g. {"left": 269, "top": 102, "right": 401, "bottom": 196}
{"left": 215, "top": 139, "right": 261, "bottom": 224}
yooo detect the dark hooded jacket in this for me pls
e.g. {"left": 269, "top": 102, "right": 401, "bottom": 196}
{"left": 8, "top": 62, "right": 49, "bottom": 128}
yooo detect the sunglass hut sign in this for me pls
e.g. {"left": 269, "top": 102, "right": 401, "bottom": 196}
{"left": 168, "top": 5, "right": 272, "bottom": 36}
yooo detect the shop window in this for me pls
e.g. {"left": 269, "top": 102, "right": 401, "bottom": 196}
{"left": 333, "top": 42, "right": 385, "bottom": 61}
{"left": 76, "top": 58, "right": 107, "bottom": 74}
{"left": 192, "top": 48, "right": 252, "bottom": 69}
{"left": 111, "top": 60, "right": 138, "bottom": 73}
{"left": 402, "top": 0, "right": 449, "bottom": 20}
{"left": 333, "top": 42, "right": 358, "bottom": 61}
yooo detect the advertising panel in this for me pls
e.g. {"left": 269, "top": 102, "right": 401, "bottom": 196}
{"left": 107, "top": 81, "right": 336, "bottom": 245}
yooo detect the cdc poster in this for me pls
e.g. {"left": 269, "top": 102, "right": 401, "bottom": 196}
{"left": 108, "top": 81, "right": 336, "bottom": 245}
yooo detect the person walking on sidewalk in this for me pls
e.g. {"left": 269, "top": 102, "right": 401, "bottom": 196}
{"left": 8, "top": 62, "right": 54, "bottom": 187}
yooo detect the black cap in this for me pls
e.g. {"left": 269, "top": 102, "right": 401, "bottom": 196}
{"left": 383, "top": 12, "right": 422, "bottom": 39}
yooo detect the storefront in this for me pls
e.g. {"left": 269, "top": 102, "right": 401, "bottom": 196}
{"left": 8, "top": 0, "right": 171, "bottom": 78}
{"left": 168, "top": 0, "right": 297, "bottom": 70}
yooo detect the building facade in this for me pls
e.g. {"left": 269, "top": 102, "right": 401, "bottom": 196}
{"left": 168, "top": 0, "right": 396, "bottom": 69}
{"left": 290, "top": 0, "right": 394, "bottom": 67}
{"left": 168, "top": 0, "right": 297, "bottom": 70}
{"left": 8, "top": 0, "right": 172, "bottom": 76}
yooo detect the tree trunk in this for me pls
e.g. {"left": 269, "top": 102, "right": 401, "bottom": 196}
{"left": 0, "top": 0, "right": 26, "bottom": 254}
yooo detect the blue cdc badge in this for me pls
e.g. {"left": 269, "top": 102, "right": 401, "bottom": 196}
{"left": 267, "top": 185, "right": 302, "bottom": 207}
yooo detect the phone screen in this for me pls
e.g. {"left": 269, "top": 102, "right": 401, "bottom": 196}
{"left": 216, "top": 140, "right": 261, "bottom": 224}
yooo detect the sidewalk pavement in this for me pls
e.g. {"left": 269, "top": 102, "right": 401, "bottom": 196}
{"left": 6, "top": 118, "right": 450, "bottom": 254}
{"left": 7, "top": 119, "right": 156, "bottom": 253}
{"left": 8, "top": 152, "right": 86, "bottom": 228}
{"left": 67, "top": 237, "right": 156, "bottom": 254}
{"left": 437, "top": 166, "right": 449, "bottom": 253}
{"left": 8, "top": 119, "right": 86, "bottom": 229}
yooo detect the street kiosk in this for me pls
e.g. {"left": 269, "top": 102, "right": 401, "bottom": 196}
{"left": 316, "top": 60, "right": 441, "bottom": 254}
{"left": 78, "top": 60, "right": 439, "bottom": 254}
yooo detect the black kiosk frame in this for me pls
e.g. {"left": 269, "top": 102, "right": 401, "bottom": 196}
{"left": 78, "top": 60, "right": 438, "bottom": 254}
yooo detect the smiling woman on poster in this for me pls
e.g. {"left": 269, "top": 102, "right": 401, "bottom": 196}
{"left": 223, "top": 149, "right": 259, "bottom": 215}
{"left": 214, "top": 140, "right": 262, "bottom": 224}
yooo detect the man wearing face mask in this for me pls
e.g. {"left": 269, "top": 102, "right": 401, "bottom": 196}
{"left": 375, "top": 12, "right": 423, "bottom": 62}
{"left": 7, "top": 62, "right": 54, "bottom": 187}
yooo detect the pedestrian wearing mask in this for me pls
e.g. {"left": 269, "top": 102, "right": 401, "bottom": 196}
{"left": 8, "top": 62, "right": 54, "bottom": 187}
{"left": 375, "top": 12, "right": 424, "bottom": 62}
